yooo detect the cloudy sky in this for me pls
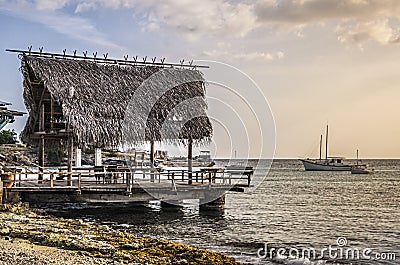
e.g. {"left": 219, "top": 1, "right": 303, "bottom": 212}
{"left": 1, "top": 0, "right": 400, "bottom": 158}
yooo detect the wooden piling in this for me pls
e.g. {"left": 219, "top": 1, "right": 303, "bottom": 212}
{"left": 75, "top": 147, "right": 82, "bottom": 167}
{"left": 38, "top": 135, "right": 45, "bottom": 182}
{"left": 161, "top": 200, "right": 181, "bottom": 208}
{"left": 67, "top": 137, "right": 73, "bottom": 186}
{"left": 199, "top": 193, "right": 226, "bottom": 211}
{"left": 50, "top": 174, "right": 54, "bottom": 188}
{"left": 95, "top": 148, "right": 102, "bottom": 166}
{"left": 39, "top": 103, "right": 45, "bottom": 182}
{"left": 150, "top": 140, "right": 155, "bottom": 182}
{"left": 188, "top": 138, "right": 193, "bottom": 185}
{"left": 78, "top": 173, "right": 81, "bottom": 191}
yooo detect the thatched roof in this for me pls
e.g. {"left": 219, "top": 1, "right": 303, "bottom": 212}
{"left": 21, "top": 55, "right": 212, "bottom": 148}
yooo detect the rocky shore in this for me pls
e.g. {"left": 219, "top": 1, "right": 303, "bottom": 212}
{"left": 0, "top": 203, "right": 241, "bottom": 265}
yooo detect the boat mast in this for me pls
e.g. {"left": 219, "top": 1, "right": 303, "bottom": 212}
{"left": 325, "top": 124, "right": 328, "bottom": 160}
{"left": 356, "top": 149, "right": 359, "bottom": 166}
{"left": 319, "top": 134, "right": 322, "bottom": 161}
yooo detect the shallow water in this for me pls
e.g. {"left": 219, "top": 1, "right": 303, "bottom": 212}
{"left": 44, "top": 159, "right": 400, "bottom": 264}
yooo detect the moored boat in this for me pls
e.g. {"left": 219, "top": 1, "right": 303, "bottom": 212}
{"left": 161, "top": 150, "right": 215, "bottom": 167}
{"left": 300, "top": 157, "right": 352, "bottom": 171}
{"left": 300, "top": 125, "right": 352, "bottom": 171}
{"left": 351, "top": 165, "right": 374, "bottom": 174}
{"left": 351, "top": 149, "right": 374, "bottom": 174}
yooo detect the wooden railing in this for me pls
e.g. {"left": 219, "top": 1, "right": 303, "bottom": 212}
{"left": 0, "top": 166, "right": 253, "bottom": 192}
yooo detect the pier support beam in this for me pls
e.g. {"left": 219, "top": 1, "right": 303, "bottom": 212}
{"left": 95, "top": 148, "right": 102, "bottom": 166}
{"left": 161, "top": 200, "right": 182, "bottom": 209}
{"left": 199, "top": 193, "right": 226, "bottom": 212}
{"left": 75, "top": 147, "right": 82, "bottom": 167}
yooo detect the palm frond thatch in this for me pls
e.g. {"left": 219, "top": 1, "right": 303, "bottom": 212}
{"left": 21, "top": 55, "right": 212, "bottom": 148}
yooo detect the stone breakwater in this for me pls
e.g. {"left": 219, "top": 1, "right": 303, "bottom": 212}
{"left": 0, "top": 203, "right": 242, "bottom": 265}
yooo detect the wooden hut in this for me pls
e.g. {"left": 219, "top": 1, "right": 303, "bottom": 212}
{"left": 0, "top": 101, "right": 25, "bottom": 130}
{"left": 18, "top": 51, "right": 212, "bottom": 182}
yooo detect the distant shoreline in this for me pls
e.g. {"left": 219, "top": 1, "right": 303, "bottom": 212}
{"left": 217, "top": 158, "right": 400, "bottom": 160}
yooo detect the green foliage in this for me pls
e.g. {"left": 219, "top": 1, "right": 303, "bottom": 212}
{"left": 46, "top": 147, "right": 65, "bottom": 166}
{"left": 0, "top": 130, "right": 17, "bottom": 144}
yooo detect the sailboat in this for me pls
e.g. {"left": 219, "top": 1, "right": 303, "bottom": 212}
{"left": 299, "top": 125, "right": 352, "bottom": 171}
{"left": 351, "top": 149, "right": 374, "bottom": 174}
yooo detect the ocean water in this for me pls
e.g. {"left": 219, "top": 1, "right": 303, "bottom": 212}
{"left": 44, "top": 159, "right": 400, "bottom": 264}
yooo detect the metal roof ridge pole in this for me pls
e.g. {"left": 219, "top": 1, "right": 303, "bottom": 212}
{"left": 5, "top": 48, "right": 209, "bottom": 68}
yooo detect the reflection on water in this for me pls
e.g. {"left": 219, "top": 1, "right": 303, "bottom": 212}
{"left": 41, "top": 159, "right": 400, "bottom": 265}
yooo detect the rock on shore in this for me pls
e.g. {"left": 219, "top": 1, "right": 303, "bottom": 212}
{"left": 0, "top": 203, "right": 242, "bottom": 265}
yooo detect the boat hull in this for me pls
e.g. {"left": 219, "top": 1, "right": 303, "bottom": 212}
{"left": 351, "top": 165, "right": 374, "bottom": 174}
{"left": 300, "top": 159, "right": 352, "bottom": 171}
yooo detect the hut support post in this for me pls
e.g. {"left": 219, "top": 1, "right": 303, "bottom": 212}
{"left": 67, "top": 137, "right": 74, "bottom": 186}
{"left": 150, "top": 140, "right": 155, "bottom": 182}
{"left": 95, "top": 148, "right": 102, "bottom": 166}
{"left": 38, "top": 103, "right": 45, "bottom": 182}
{"left": 75, "top": 147, "right": 82, "bottom": 167}
{"left": 188, "top": 138, "right": 193, "bottom": 185}
{"left": 38, "top": 135, "right": 45, "bottom": 182}
{"left": 50, "top": 96, "right": 54, "bottom": 131}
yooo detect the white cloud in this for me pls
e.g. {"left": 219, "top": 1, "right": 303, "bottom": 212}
{"left": 74, "top": 1, "right": 95, "bottom": 13}
{"left": 235, "top": 51, "right": 284, "bottom": 61}
{"left": 74, "top": 0, "right": 135, "bottom": 13}
{"left": 35, "top": 0, "right": 68, "bottom": 10}
{"left": 71, "top": 0, "right": 259, "bottom": 40}
{"left": 203, "top": 49, "right": 284, "bottom": 62}
{"left": 254, "top": 0, "right": 400, "bottom": 45}
{"left": 336, "top": 18, "right": 400, "bottom": 45}
{"left": 254, "top": 0, "right": 400, "bottom": 23}
{"left": 0, "top": 1, "right": 124, "bottom": 50}
{"left": 39, "top": 12, "right": 123, "bottom": 50}
{"left": 3, "top": 0, "right": 400, "bottom": 47}
{"left": 137, "top": 0, "right": 258, "bottom": 40}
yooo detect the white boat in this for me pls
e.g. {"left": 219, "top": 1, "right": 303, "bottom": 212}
{"left": 351, "top": 149, "right": 374, "bottom": 174}
{"left": 161, "top": 150, "right": 215, "bottom": 167}
{"left": 300, "top": 157, "right": 352, "bottom": 171}
{"left": 300, "top": 125, "right": 352, "bottom": 171}
{"left": 351, "top": 165, "right": 374, "bottom": 174}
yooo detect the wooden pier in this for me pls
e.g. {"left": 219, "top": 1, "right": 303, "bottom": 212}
{"left": 0, "top": 166, "right": 253, "bottom": 207}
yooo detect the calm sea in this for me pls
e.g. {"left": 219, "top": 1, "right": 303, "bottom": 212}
{"left": 44, "top": 159, "right": 400, "bottom": 265}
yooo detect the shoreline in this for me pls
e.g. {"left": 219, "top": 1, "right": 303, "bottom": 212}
{"left": 0, "top": 203, "right": 242, "bottom": 265}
